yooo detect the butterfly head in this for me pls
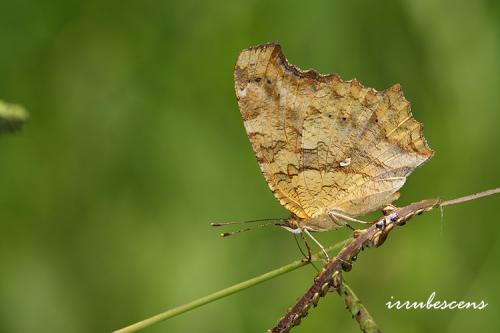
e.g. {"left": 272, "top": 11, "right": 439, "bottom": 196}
{"left": 278, "top": 215, "right": 303, "bottom": 234}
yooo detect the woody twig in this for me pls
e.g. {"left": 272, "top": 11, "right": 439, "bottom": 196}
{"left": 270, "top": 188, "right": 500, "bottom": 333}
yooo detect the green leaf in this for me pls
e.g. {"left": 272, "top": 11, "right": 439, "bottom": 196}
{"left": 0, "top": 100, "right": 29, "bottom": 133}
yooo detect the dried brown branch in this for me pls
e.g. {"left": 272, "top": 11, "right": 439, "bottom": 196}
{"left": 270, "top": 188, "right": 499, "bottom": 332}
{"left": 440, "top": 188, "right": 500, "bottom": 207}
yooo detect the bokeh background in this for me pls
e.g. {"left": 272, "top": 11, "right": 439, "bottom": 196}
{"left": 1, "top": 1, "right": 499, "bottom": 332}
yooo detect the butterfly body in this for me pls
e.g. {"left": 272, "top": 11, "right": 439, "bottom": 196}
{"left": 284, "top": 213, "right": 342, "bottom": 233}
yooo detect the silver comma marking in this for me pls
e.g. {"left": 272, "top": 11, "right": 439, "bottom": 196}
{"left": 339, "top": 157, "right": 351, "bottom": 167}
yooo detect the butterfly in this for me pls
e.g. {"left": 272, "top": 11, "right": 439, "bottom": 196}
{"left": 233, "top": 43, "right": 432, "bottom": 254}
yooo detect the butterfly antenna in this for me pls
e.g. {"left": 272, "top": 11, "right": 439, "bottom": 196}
{"left": 217, "top": 221, "right": 283, "bottom": 237}
{"left": 211, "top": 217, "right": 285, "bottom": 227}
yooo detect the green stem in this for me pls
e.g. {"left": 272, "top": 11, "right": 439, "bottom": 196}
{"left": 113, "top": 239, "right": 349, "bottom": 333}
{"left": 340, "top": 282, "right": 381, "bottom": 333}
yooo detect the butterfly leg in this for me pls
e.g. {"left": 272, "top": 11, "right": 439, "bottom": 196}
{"left": 382, "top": 204, "right": 397, "bottom": 216}
{"left": 328, "top": 209, "right": 370, "bottom": 225}
{"left": 293, "top": 233, "right": 311, "bottom": 262}
{"left": 303, "top": 229, "right": 329, "bottom": 261}
{"left": 344, "top": 223, "right": 355, "bottom": 231}
{"left": 301, "top": 233, "right": 313, "bottom": 262}
{"left": 293, "top": 233, "right": 322, "bottom": 272}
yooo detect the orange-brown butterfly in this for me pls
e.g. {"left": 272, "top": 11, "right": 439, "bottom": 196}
{"left": 218, "top": 43, "right": 432, "bottom": 257}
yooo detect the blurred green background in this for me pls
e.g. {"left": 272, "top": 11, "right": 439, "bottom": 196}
{"left": 0, "top": 1, "right": 499, "bottom": 332}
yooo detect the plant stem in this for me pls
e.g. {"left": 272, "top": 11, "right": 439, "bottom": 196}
{"left": 440, "top": 188, "right": 500, "bottom": 207}
{"left": 115, "top": 188, "right": 499, "bottom": 333}
{"left": 113, "top": 239, "right": 348, "bottom": 333}
{"left": 271, "top": 188, "right": 499, "bottom": 332}
{"left": 340, "top": 282, "right": 381, "bottom": 333}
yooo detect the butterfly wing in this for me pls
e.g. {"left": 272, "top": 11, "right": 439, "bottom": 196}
{"left": 235, "top": 44, "right": 309, "bottom": 218}
{"left": 234, "top": 43, "right": 433, "bottom": 219}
